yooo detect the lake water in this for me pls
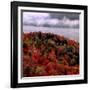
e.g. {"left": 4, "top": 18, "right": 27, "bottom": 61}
{"left": 23, "top": 26, "right": 79, "bottom": 42}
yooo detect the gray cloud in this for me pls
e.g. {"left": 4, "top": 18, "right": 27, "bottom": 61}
{"left": 23, "top": 12, "right": 80, "bottom": 28}
{"left": 50, "top": 12, "right": 80, "bottom": 20}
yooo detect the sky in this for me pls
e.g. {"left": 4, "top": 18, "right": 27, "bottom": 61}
{"left": 23, "top": 11, "right": 80, "bottom": 28}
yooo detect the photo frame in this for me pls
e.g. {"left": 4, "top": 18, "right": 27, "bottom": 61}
{"left": 11, "top": 1, "right": 88, "bottom": 88}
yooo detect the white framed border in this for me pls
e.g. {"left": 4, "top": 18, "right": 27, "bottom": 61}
{"left": 18, "top": 6, "right": 84, "bottom": 83}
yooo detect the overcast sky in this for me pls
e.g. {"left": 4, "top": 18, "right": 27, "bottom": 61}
{"left": 50, "top": 12, "right": 79, "bottom": 20}
{"left": 23, "top": 12, "right": 80, "bottom": 28}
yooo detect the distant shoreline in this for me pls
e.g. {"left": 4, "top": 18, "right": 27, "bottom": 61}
{"left": 23, "top": 26, "right": 79, "bottom": 42}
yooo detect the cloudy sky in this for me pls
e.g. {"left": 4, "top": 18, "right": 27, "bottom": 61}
{"left": 23, "top": 11, "right": 80, "bottom": 28}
